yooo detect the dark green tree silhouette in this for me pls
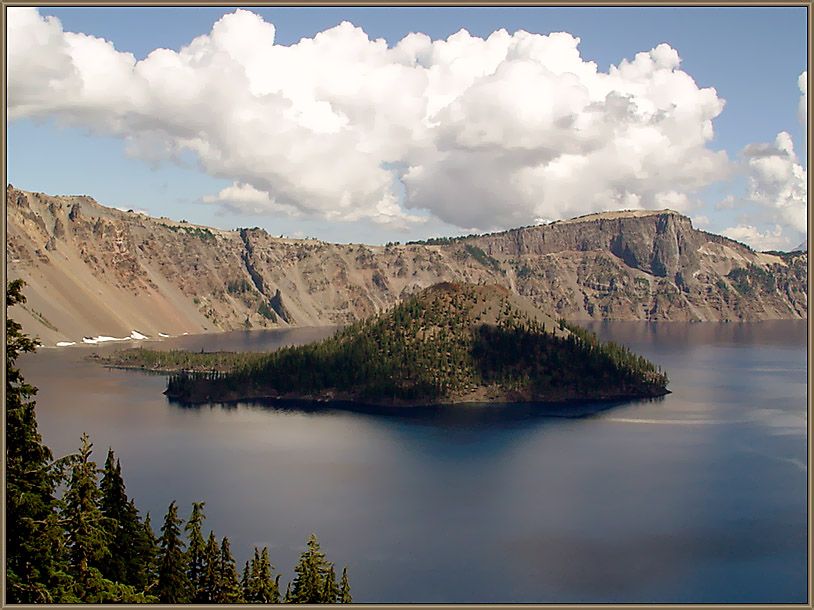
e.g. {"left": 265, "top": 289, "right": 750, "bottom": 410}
{"left": 321, "top": 564, "right": 340, "bottom": 603}
{"left": 61, "top": 435, "right": 149, "bottom": 602}
{"left": 288, "top": 534, "right": 336, "bottom": 603}
{"left": 339, "top": 566, "right": 352, "bottom": 603}
{"left": 99, "top": 448, "right": 153, "bottom": 591}
{"left": 139, "top": 512, "right": 159, "bottom": 593}
{"left": 155, "top": 501, "right": 189, "bottom": 602}
{"left": 200, "top": 530, "right": 221, "bottom": 602}
{"left": 62, "top": 434, "right": 112, "bottom": 593}
{"left": 184, "top": 501, "right": 207, "bottom": 601}
{"left": 5, "top": 280, "right": 68, "bottom": 602}
{"left": 215, "top": 537, "right": 244, "bottom": 603}
{"left": 243, "top": 546, "right": 281, "bottom": 603}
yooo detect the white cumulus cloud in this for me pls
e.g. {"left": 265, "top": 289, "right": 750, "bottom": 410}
{"left": 8, "top": 8, "right": 731, "bottom": 231}
{"left": 740, "top": 131, "right": 807, "bottom": 236}
{"left": 721, "top": 224, "right": 790, "bottom": 252}
{"left": 202, "top": 182, "right": 302, "bottom": 217}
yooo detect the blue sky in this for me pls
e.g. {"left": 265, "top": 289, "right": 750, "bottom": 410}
{"left": 6, "top": 6, "right": 808, "bottom": 249}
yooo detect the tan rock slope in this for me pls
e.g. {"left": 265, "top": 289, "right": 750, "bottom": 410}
{"left": 6, "top": 185, "right": 807, "bottom": 346}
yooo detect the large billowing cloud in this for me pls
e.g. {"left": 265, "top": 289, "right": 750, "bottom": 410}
{"left": 718, "top": 71, "right": 807, "bottom": 252}
{"left": 722, "top": 130, "right": 807, "bottom": 250}
{"left": 742, "top": 132, "right": 807, "bottom": 234}
{"left": 9, "top": 8, "right": 731, "bottom": 231}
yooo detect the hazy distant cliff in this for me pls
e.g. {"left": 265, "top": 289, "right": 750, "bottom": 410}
{"left": 6, "top": 186, "right": 807, "bottom": 345}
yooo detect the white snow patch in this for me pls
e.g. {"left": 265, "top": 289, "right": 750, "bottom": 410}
{"left": 82, "top": 335, "right": 130, "bottom": 344}
{"left": 158, "top": 332, "right": 170, "bottom": 338}
{"left": 56, "top": 341, "right": 76, "bottom": 347}
{"left": 130, "top": 330, "right": 148, "bottom": 340}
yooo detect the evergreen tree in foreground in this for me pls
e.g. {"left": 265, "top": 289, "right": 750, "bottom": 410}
{"left": 5, "top": 280, "right": 66, "bottom": 602}
{"left": 61, "top": 435, "right": 150, "bottom": 602}
{"left": 287, "top": 534, "right": 349, "bottom": 603}
{"left": 339, "top": 566, "right": 352, "bottom": 603}
{"left": 62, "top": 434, "right": 112, "bottom": 589}
{"left": 216, "top": 537, "right": 244, "bottom": 603}
{"left": 99, "top": 448, "right": 155, "bottom": 591}
{"left": 243, "top": 547, "right": 281, "bottom": 603}
{"left": 184, "top": 501, "right": 207, "bottom": 601}
{"left": 201, "top": 530, "right": 221, "bottom": 602}
{"left": 155, "top": 501, "right": 190, "bottom": 602}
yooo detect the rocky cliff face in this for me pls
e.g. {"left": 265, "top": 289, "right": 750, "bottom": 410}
{"left": 6, "top": 186, "right": 807, "bottom": 346}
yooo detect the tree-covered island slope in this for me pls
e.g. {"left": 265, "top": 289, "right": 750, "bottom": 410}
{"left": 163, "top": 282, "right": 668, "bottom": 406}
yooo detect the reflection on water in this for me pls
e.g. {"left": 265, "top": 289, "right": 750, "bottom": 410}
{"left": 19, "top": 321, "right": 807, "bottom": 603}
{"left": 585, "top": 319, "right": 808, "bottom": 348}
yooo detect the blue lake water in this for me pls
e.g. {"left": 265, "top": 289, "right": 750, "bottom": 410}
{"left": 20, "top": 321, "right": 807, "bottom": 603}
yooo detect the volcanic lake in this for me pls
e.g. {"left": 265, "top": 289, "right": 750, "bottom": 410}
{"left": 19, "top": 320, "right": 807, "bottom": 603}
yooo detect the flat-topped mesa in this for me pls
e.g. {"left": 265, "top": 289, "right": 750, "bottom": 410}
{"left": 557, "top": 208, "right": 683, "bottom": 224}
{"left": 471, "top": 208, "right": 705, "bottom": 276}
{"left": 165, "top": 282, "right": 670, "bottom": 406}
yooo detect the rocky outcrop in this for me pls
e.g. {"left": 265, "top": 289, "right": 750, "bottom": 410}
{"left": 5, "top": 185, "right": 807, "bottom": 345}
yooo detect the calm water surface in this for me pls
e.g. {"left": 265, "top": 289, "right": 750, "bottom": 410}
{"left": 20, "top": 321, "right": 807, "bottom": 603}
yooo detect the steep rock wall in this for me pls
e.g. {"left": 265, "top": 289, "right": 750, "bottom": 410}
{"left": 6, "top": 186, "right": 807, "bottom": 346}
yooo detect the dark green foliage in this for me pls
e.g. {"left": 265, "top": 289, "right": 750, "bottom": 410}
{"left": 516, "top": 262, "right": 533, "bottom": 279}
{"left": 216, "top": 537, "right": 244, "bottom": 603}
{"left": 408, "top": 236, "right": 457, "bottom": 245}
{"left": 6, "top": 280, "right": 66, "bottom": 603}
{"left": 728, "top": 264, "right": 776, "bottom": 295}
{"left": 287, "top": 534, "right": 342, "bottom": 603}
{"left": 62, "top": 435, "right": 149, "bottom": 602}
{"left": 99, "top": 448, "right": 154, "bottom": 591}
{"left": 140, "top": 513, "right": 159, "bottom": 592}
{"left": 339, "top": 566, "right": 352, "bottom": 603}
{"left": 464, "top": 244, "right": 503, "bottom": 273}
{"left": 406, "top": 234, "right": 478, "bottom": 245}
{"left": 243, "top": 547, "right": 281, "bottom": 603}
{"left": 165, "top": 223, "right": 216, "bottom": 242}
{"left": 226, "top": 278, "right": 254, "bottom": 294}
{"left": 184, "top": 502, "right": 207, "bottom": 601}
{"left": 98, "top": 346, "right": 267, "bottom": 373}
{"left": 156, "top": 501, "right": 190, "bottom": 603}
{"left": 200, "top": 531, "right": 221, "bottom": 602}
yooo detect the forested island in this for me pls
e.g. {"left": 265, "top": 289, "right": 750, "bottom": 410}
{"left": 152, "top": 283, "right": 668, "bottom": 406}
